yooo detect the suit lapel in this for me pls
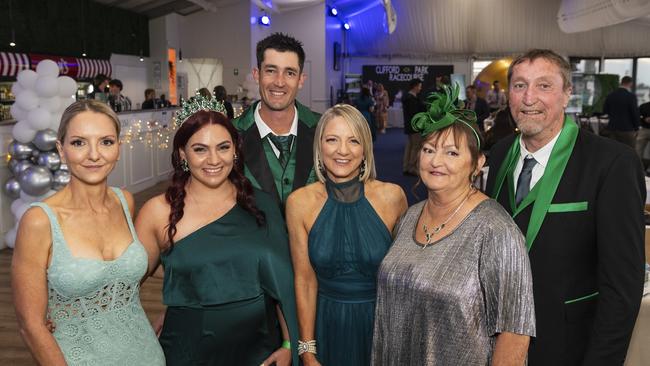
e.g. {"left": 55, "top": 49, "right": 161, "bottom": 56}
{"left": 242, "top": 125, "right": 280, "bottom": 202}
{"left": 292, "top": 121, "right": 315, "bottom": 191}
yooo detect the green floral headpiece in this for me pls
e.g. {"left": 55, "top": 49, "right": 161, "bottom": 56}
{"left": 411, "top": 84, "right": 481, "bottom": 148}
{"left": 174, "top": 92, "right": 227, "bottom": 128}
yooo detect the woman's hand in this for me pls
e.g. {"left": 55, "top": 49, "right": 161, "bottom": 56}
{"left": 261, "top": 347, "right": 291, "bottom": 366}
{"left": 152, "top": 309, "right": 166, "bottom": 337}
{"left": 300, "top": 353, "right": 322, "bottom": 366}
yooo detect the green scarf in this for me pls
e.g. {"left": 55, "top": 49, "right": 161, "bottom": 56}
{"left": 491, "top": 116, "right": 579, "bottom": 251}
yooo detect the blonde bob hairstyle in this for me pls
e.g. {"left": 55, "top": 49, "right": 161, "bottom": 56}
{"left": 58, "top": 100, "right": 121, "bottom": 143}
{"left": 313, "top": 104, "right": 377, "bottom": 183}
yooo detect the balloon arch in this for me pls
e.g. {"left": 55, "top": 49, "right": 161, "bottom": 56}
{"left": 3, "top": 59, "right": 76, "bottom": 248}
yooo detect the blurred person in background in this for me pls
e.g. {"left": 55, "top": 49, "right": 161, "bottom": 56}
{"left": 108, "top": 79, "right": 132, "bottom": 112}
{"left": 214, "top": 85, "right": 235, "bottom": 119}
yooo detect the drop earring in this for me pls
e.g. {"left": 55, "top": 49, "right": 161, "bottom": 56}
{"left": 181, "top": 159, "right": 189, "bottom": 172}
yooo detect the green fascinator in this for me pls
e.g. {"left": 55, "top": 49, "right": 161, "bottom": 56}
{"left": 411, "top": 84, "right": 481, "bottom": 148}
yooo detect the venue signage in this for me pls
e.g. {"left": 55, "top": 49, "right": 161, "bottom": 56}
{"left": 362, "top": 64, "right": 453, "bottom": 104}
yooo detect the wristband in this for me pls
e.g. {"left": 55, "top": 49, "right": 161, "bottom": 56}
{"left": 281, "top": 340, "right": 291, "bottom": 350}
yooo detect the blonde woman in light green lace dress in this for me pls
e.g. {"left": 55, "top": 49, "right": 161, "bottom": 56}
{"left": 12, "top": 100, "right": 165, "bottom": 366}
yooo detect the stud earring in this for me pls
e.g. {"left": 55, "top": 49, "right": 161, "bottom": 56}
{"left": 233, "top": 153, "right": 239, "bottom": 164}
{"left": 180, "top": 159, "right": 189, "bottom": 172}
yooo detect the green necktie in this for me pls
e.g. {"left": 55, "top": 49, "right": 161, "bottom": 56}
{"left": 268, "top": 134, "right": 294, "bottom": 168}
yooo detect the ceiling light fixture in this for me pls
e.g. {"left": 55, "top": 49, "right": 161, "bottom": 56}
{"left": 8, "top": 1, "right": 16, "bottom": 47}
{"left": 259, "top": 14, "right": 271, "bottom": 26}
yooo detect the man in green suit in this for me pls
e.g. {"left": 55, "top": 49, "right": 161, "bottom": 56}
{"left": 233, "top": 33, "right": 320, "bottom": 208}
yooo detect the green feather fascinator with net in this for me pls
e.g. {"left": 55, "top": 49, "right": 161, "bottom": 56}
{"left": 410, "top": 84, "right": 481, "bottom": 148}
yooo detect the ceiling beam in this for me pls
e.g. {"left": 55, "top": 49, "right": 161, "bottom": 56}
{"left": 187, "top": 0, "right": 217, "bottom": 12}
{"left": 132, "top": 0, "right": 177, "bottom": 13}
{"left": 144, "top": 0, "right": 198, "bottom": 18}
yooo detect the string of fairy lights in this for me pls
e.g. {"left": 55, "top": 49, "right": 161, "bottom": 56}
{"left": 120, "top": 104, "right": 246, "bottom": 150}
{"left": 121, "top": 119, "right": 174, "bottom": 149}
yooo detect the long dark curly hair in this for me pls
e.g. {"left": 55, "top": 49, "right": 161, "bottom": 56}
{"left": 165, "top": 110, "right": 265, "bottom": 247}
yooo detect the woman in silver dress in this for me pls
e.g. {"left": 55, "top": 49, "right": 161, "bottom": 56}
{"left": 372, "top": 86, "right": 536, "bottom": 365}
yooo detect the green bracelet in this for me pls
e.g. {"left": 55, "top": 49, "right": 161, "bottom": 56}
{"left": 282, "top": 340, "right": 291, "bottom": 350}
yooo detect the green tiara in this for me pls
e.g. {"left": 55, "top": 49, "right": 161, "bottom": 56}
{"left": 174, "top": 92, "right": 227, "bottom": 128}
{"left": 411, "top": 84, "right": 481, "bottom": 148}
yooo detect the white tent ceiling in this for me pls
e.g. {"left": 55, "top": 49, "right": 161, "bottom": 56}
{"left": 93, "top": 0, "right": 650, "bottom": 57}
{"left": 332, "top": 0, "right": 650, "bottom": 58}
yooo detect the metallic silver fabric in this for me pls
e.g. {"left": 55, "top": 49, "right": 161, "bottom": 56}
{"left": 372, "top": 199, "right": 536, "bottom": 365}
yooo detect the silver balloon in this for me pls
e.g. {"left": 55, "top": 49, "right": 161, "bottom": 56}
{"left": 7, "top": 141, "right": 35, "bottom": 160}
{"left": 3, "top": 178, "right": 21, "bottom": 199}
{"left": 37, "top": 151, "right": 61, "bottom": 171}
{"left": 32, "top": 149, "right": 40, "bottom": 158}
{"left": 12, "top": 160, "right": 34, "bottom": 176}
{"left": 59, "top": 163, "right": 68, "bottom": 171}
{"left": 52, "top": 169, "right": 70, "bottom": 190}
{"left": 18, "top": 166, "right": 53, "bottom": 196}
{"left": 33, "top": 129, "right": 57, "bottom": 151}
{"left": 7, "top": 157, "right": 18, "bottom": 172}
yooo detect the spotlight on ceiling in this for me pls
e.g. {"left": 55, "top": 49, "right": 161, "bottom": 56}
{"left": 343, "top": 22, "right": 350, "bottom": 30}
{"left": 82, "top": 52, "right": 87, "bottom": 57}
{"left": 329, "top": 7, "right": 338, "bottom": 16}
{"left": 259, "top": 15, "right": 271, "bottom": 26}
{"left": 9, "top": 41, "right": 16, "bottom": 47}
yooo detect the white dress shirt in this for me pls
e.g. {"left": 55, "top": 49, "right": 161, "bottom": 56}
{"left": 513, "top": 131, "right": 561, "bottom": 191}
{"left": 254, "top": 103, "right": 298, "bottom": 158}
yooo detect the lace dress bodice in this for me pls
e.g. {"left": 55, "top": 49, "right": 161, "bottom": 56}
{"left": 31, "top": 187, "right": 165, "bottom": 366}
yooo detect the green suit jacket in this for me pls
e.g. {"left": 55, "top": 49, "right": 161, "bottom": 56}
{"left": 232, "top": 100, "right": 320, "bottom": 206}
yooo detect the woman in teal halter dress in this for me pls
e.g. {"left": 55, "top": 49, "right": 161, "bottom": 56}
{"left": 286, "top": 104, "right": 407, "bottom": 366}
{"left": 12, "top": 100, "right": 164, "bottom": 365}
{"left": 136, "top": 108, "right": 300, "bottom": 365}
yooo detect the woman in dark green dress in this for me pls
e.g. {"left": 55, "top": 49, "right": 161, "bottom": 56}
{"left": 286, "top": 104, "right": 407, "bottom": 366}
{"left": 136, "top": 97, "right": 299, "bottom": 366}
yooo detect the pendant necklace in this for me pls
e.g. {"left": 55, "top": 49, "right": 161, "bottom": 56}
{"left": 422, "top": 189, "right": 474, "bottom": 249}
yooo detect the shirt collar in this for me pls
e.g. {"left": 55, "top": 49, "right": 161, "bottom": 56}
{"left": 519, "top": 130, "right": 561, "bottom": 169}
{"left": 254, "top": 103, "right": 298, "bottom": 138}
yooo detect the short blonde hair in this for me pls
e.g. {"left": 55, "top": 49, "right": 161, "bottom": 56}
{"left": 58, "top": 100, "right": 121, "bottom": 142}
{"left": 313, "top": 104, "right": 376, "bottom": 182}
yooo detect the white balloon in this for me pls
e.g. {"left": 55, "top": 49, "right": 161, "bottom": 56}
{"left": 11, "top": 82, "right": 23, "bottom": 96}
{"left": 10, "top": 199, "right": 23, "bottom": 216}
{"left": 38, "top": 190, "right": 57, "bottom": 200}
{"left": 5, "top": 227, "right": 17, "bottom": 249}
{"left": 14, "top": 201, "right": 30, "bottom": 221}
{"left": 35, "top": 76, "right": 60, "bottom": 98}
{"left": 10, "top": 103, "right": 28, "bottom": 120}
{"left": 17, "top": 69, "right": 38, "bottom": 89}
{"left": 40, "top": 96, "right": 62, "bottom": 113}
{"left": 60, "top": 96, "right": 75, "bottom": 111}
{"left": 58, "top": 76, "right": 77, "bottom": 97}
{"left": 50, "top": 112, "right": 63, "bottom": 130}
{"left": 12, "top": 121, "right": 37, "bottom": 143}
{"left": 36, "top": 59, "right": 60, "bottom": 77}
{"left": 27, "top": 108, "right": 52, "bottom": 130}
{"left": 15, "top": 90, "right": 39, "bottom": 111}
{"left": 20, "top": 190, "right": 40, "bottom": 203}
